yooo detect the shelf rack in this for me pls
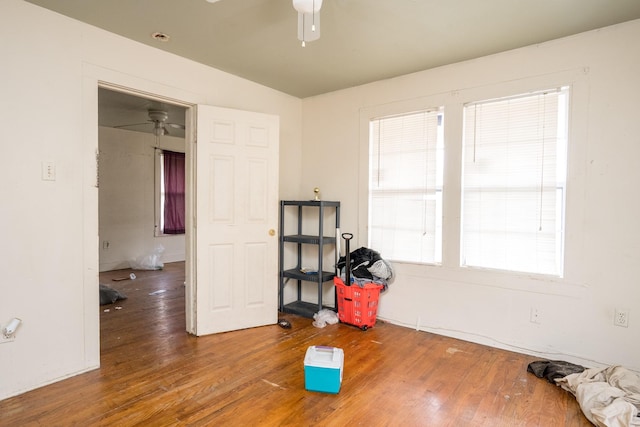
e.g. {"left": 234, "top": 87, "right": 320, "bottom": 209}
{"left": 278, "top": 200, "right": 340, "bottom": 318}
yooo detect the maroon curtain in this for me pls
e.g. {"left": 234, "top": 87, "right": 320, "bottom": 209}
{"left": 163, "top": 151, "right": 185, "bottom": 234}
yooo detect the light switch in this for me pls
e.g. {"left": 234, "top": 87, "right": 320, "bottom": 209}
{"left": 42, "top": 161, "right": 56, "bottom": 181}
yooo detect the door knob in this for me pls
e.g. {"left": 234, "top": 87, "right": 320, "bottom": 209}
{"left": 269, "top": 229, "right": 276, "bottom": 236}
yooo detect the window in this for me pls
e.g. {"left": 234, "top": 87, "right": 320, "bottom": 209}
{"left": 156, "top": 149, "right": 185, "bottom": 236}
{"left": 461, "top": 87, "right": 569, "bottom": 276}
{"left": 368, "top": 108, "right": 444, "bottom": 264}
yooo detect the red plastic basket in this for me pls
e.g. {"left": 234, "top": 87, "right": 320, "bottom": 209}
{"left": 334, "top": 277, "right": 383, "bottom": 330}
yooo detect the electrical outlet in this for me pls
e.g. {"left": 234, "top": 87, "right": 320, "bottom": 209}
{"left": 530, "top": 307, "right": 541, "bottom": 324}
{"left": 102, "top": 240, "right": 110, "bottom": 250}
{"left": 614, "top": 309, "right": 629, "bottom": 328}
{"left": 41, "top": 160, "right": 56, "bottom": 181}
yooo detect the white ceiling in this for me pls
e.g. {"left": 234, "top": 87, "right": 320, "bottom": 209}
{"left": 25, "top": 0, "right": 640, "bottom": 98}
{"left": 25, "top": 0, "right": 640, "bottom": 135}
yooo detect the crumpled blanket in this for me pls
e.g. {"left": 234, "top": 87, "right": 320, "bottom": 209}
{"left": 555, "top": 366, "right": 640, "bottom": 427}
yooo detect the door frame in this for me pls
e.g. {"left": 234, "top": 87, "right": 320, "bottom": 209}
{"left": 96, "top": 81, "right": 197, "bottom": 335}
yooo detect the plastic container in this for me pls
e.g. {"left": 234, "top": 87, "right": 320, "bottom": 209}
{"left": 304, "top": 346, "right": 344, "bottom": 394}
{"left": 334, "top": 277, "right": 383, "bottom": 330}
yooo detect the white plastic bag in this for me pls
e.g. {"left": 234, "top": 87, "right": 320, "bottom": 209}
{"left": 313, "top": 309, "right": 339, "bottom": 328}
{"left": 129, "top": 244, "right": 165, "bottom": 270}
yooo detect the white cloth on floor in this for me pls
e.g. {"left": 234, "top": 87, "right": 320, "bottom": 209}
{"left": 556, "top": 366, "right": 640, "bottom": 427}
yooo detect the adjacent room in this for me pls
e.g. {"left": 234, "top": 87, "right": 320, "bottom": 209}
{"left": 1, "top": 0, "right": 640, "bottom": 425}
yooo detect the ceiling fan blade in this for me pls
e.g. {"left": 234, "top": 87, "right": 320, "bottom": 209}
{"left": 112, "top": 111, "right": 183, "bottom": 137}
{"left": 113, "top": 122, "right": 151, "bottom": 129}
{"left": 166, "top": 122, "right": 185, "bottom": 130}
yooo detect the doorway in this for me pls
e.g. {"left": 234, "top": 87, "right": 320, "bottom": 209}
{"left": 97, "top": 86, "right": 192, "bottom": 354}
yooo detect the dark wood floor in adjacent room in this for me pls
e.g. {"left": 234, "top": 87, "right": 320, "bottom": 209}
{"left": 0, "top": 262, "right": 590, "bottom": 426}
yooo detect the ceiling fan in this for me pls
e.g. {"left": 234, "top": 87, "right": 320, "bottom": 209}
{"left": 115, "top": 109, "right": 185, "bottom": 136}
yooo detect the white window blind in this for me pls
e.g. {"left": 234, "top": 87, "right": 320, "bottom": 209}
{"left": 461, "top": 87, "right": 569, "bottom": 275}
{"left": 369, "top": 108, "right": 444, "bottom": 264}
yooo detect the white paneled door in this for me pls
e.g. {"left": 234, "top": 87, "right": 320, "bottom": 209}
{"left": 195, "top": 105, "right": 279, "bottom": 335}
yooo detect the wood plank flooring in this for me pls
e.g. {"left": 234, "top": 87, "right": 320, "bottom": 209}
{"left": 0, "top": 262, "right": 591, "bottom": 426}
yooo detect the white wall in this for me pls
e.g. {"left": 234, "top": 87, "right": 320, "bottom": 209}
{"left": 301, "top": 20, "right": 640, "bottom": 370}
{"left": 98, "top": 127, "right": 185, "bottom": 272}
{"left": 0, "top": 0, "right": 302, "bottom": 400}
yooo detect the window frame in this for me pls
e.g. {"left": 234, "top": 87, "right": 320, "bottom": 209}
{"left": 154, "top": 148, "right": 186, "bottom": 237}
{"left": 460, "top": 87, "right": 570, "bottom": 277}
{"left": 358, "top": 70, "right": 586, "bottom": 284}
{"left": 367, "top": 108, "right": 445, "bottom": 265}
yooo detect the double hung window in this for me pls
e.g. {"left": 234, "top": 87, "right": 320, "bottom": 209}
{"left": 368, "top": 108, "right": 444, "bottom": 264}
{"left": 156, "top": 149, "right": 185, "bottom": 236}
{"left": 460, "top": 88, "right": 569, "bottom": 276}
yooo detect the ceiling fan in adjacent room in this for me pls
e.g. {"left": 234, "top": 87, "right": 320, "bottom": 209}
{"left": 115, "top": 109, "right": 185, "bottom": 137}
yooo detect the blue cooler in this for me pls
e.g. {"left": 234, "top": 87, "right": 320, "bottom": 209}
{"left": 304, "top": 346, "right": 344, "bottom": 394}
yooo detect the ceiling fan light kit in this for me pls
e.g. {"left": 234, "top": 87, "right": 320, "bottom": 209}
{"left": 153, "top": 122, "right": 167, "bottom": 137}
{"left": 293, "top": 0, "right": 322, "bottom": 47}
{"left": 148, "top": 110, "right": 172, "bottom": 139}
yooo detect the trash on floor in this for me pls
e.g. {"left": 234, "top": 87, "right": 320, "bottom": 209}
{"left": 278, "top": 319, "right": 292, "bottom": 329}
{"left": 313, "top": 309, "right": 339, "bottom": 328}
{"left": 99, "top": 284, "right": 127, "bottom": 305}
{"left": 129, "top": 244, "right": 165, "bottom": 270}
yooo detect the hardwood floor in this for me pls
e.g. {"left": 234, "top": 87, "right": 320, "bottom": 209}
{"left": 0, "top": 262, "right": 590, "bottom": 426}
